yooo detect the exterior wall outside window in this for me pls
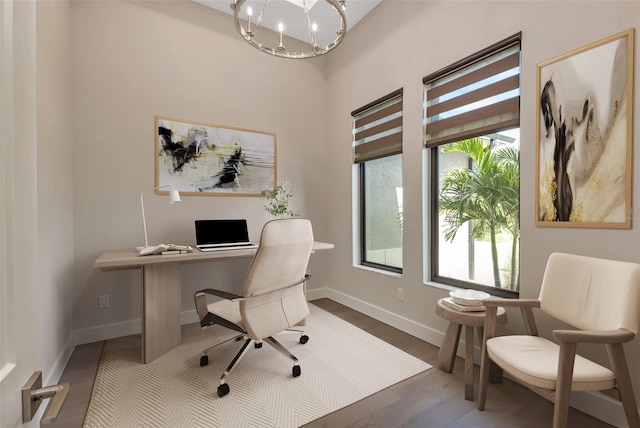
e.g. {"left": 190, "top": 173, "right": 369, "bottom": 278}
{"left": 362, "top": 153, "right": 403, "bottom": 271}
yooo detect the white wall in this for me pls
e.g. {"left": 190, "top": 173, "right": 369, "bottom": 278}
{"left": 36, "top": 0, "right": 75, "bottom": 386}
{"left": 322, "top": 1, "right": 640, "bottom": 425}
{"left": 71, "top": 0, "right": 332, "bottom": 336}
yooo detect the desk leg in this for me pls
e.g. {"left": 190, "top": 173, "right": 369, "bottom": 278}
{"left": 438, "top": 322, "right": 462, "bottom": 373}
{"left": 142, "top": 263, "right": 181, "bottom": 364}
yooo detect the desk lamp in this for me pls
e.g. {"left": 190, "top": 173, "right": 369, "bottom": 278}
{"left": 139, "top": 185, "right": 181, "bottom": 250}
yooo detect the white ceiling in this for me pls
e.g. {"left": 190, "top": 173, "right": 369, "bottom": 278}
{"left": 194, "top": 0, "right": 382, "bottom": 48}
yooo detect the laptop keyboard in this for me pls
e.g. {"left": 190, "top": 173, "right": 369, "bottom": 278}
{"left": 197, "top": 243, "right": 258, "bottom": 252}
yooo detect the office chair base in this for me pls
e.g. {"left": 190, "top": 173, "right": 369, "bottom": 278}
{"left": 210, "top": 335, "right": 306, "bottom": 397}
{"left": 217, "top": 383, "right": 230, "bottom": 397}
{"left": 200, "top": 333, "right": 247, "bottom": 367}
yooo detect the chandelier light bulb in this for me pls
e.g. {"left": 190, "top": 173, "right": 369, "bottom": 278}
{"left": 312, "top": 22, "right": 318, "bottom": 47}
{"left": 278, "top": 22, "right": 285, "bottom": 50}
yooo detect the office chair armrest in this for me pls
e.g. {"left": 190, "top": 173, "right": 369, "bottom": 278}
{"left": 194, "top": 288, "right": 244, "bottom": 328}
{"left": 196, "top": 274, "right": 310, "bottom": 304}
{"left": 243, "top": 274, "right": 312, "bottom": 299}
{"left": 240, "top": 275, "right": 312, "bottom": 307}
{"left": 196, "top": 288, "right": 242, "bottom": 301}
{"left": 553, "top": 328, "right": 635, "bottom": 344}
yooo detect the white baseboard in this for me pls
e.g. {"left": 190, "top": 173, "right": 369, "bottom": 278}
{"left": 74, "top": 319, "right": 143, "bottom": 345}
{"left": 70, "top": 287, "right": 628, "bottom": 427}
{"left": 74, "top": 310, "right": 201, "bottom": 346}
{"left": 306, "top": 287, "right": 444, "bottom": 345}
{"left": 46, "top": 334, "right": 76, "bottom": 386}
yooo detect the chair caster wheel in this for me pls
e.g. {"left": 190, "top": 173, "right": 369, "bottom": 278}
{"left": 293, "top": 365, "right": 301, "bottom": 377}
{"left": 200, "top": 355, "right": 209, "bottom": 367}
{"left": 217, "top": 383, "right": 230, "bottom": 397}
{"left": 255, "top": 342, "right": 263, "bottom": 349}
{"left": 299, "top": 335, "right": 309, "bottom": 344}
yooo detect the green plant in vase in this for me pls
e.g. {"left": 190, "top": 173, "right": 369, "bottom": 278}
{"left": 260, "top": 179, "right": 301, "bottom": 218}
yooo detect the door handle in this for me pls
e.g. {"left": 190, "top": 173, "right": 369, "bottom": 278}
{"left": 22, "top": 371, "right": 70, "bottom": 424}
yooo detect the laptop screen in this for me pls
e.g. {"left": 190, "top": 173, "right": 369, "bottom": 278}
{"left": 195, "top": 219, "right": 251, "bottom": 246}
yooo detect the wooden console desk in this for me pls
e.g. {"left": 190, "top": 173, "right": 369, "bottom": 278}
{"left": 94, "top": 242, "right": 334, "bottom": 363}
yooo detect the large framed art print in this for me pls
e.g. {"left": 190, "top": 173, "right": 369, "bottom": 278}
{"left": 155, "top": 116, "right": 277, "bottom": 197}
{"left": 536, "top": 29, "right": 634, "bottom": 228}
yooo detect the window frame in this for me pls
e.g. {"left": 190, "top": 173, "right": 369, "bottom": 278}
{"left": 352, "top": 89, "right": 404, "bottom": 274}
{"left": 424, "top": 34, "right": 521, "bottom": 297}
{"left": 359, "top": 156, "right": 403, "bottom": 274}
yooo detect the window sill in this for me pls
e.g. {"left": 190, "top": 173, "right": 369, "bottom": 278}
{"left": 424, "top": 280, "right": 516, "bottom": 299}
{"left": 424, "top": 280, "right": 459, "bottom": 293}
{"left": 354, "top": 264, "right": 403, "bottom": 278}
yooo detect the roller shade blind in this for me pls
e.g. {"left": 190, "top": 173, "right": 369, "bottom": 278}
{"left": 352, "top": 89, "right": 403, "bottom": 163}
{"left": 424, "top": 33, "right": 521, "bottom": 147}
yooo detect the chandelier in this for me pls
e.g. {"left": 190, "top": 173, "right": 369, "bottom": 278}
{"left": 231, "top": 0, "right": 347, "bottom": 59}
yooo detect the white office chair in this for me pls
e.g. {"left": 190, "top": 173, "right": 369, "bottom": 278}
{"left": 194, "top": 218, "right": 314, "bottom": 397}
{"left": 477, "top": 252, "right": 640, "bottom": 427}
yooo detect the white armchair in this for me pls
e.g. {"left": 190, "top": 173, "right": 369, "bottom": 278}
{"left": 477, "top": 252, "right": 640, "bottom": 427}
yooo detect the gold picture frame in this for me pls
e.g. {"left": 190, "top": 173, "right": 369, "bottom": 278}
{"left": 536, "top": 29, "right": 634, "bottom": 228}
{"left": 155, "top": 116, "right": 277, "bottom": 197}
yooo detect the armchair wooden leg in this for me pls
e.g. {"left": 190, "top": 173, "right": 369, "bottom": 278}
{"left": 477, "top": 343, "right": 491, "bottom": 410}
{"left": 477, "top": 307, "right": 497, "bottom": 411}
{"left": 607, "top": 343, "right": 640, "bottom": 428}
{"left": 476, "top": 327, "right": 502, "bottom": 383}
{"left": 554, "top": 342, "right": 577, "bottom": 428}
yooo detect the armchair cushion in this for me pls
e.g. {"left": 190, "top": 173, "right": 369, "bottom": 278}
{"left": 487, "top": 335, "right": 615, "bottom": 391}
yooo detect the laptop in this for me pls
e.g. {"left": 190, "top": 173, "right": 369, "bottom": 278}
{"left": 195, "top": 219, "right": 258, "bottom": 252}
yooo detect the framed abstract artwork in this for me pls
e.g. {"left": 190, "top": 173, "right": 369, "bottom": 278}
{"left": 155, "top": 116, "right": 277, "bottom": 197}
{"left": 536, "top": 29, "right": 634, "bottom": 228}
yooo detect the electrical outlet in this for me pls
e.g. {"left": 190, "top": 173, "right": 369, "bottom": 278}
{"left": 397, "top": 288, "right": 404, "bottom": 301}
{"left": 98, "top": 295, "right": 110, "bottom": 309}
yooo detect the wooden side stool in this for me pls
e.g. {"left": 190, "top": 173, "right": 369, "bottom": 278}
{"left": 435, "top": 298, "right": 507, "bottom": 401}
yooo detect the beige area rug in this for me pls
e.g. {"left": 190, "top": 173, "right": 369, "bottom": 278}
{"left": 83, "top": 304, "right": 432, "bottom": 428}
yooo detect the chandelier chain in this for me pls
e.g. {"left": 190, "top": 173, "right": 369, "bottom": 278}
{"left": 254, "top": 0, "right": 270, "bottom": 33}
{"left": 302, "top": 0, "right": 314, "bottom": 45}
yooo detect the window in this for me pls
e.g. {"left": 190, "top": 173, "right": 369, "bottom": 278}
{"left": 424, "top": 34, "right": 521, "bottom": 296}
{"left": 352, "top": 89, "right": 403, "bottom": 273}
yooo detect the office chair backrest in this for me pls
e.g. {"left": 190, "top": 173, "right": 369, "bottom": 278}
{"left": 240, "top": 218, "right": 314, "bottom": 339}
{"left": 539, "top": 252, "right": 640, "bottom": 334}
